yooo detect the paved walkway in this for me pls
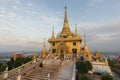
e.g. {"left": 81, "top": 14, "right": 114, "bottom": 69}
{"left": 55, "top": 60, "right": 74, "bottom": 80}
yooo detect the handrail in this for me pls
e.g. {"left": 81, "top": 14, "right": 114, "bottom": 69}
{"left": 71, "top": 63, "right": 76, "bottom": 80}
{"left": 0, "top": 74, "right": 3, "bottom": 79}
{"left": 8, "top": 60, "right": 33, "bottom": 77}
{"left": 3, "top": 59, "right": 42, "bottom": 80}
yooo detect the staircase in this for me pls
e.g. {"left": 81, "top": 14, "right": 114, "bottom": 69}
{"left": 23, "top": 60, "right": 61, "bottom": 80}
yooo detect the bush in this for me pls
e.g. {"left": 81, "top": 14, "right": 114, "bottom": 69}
{"left": 85, "top": 61, "right": 93, "bottom": 71}
{"left": 101, "top": 72, "right": 113, "bottom": 80}
{"left": 108, "top": 59, "right": 117, "bottom": 67}
{"left": 76, "top": 60, "right": 88, "bottom": 74}
{"left": 0, "top": 63, "right": 8, "bottom": 72}
{"left": 81, "top": 74, "right": 92, "bottom": 80}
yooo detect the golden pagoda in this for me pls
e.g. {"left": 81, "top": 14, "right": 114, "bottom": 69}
{"left": 48, "top": 6, "right": 82, "bottom": 59}
{"left": 80, "top": 35, "right": 92, "bottom": 61}
{"left": 40, "top": 38, "right": 47, "bottom": 59}
{"left": 32, "top": 51, "right": 37, "bottom": 59}
{"left": 94, "top": 50, "right": 103, "bottom": 61}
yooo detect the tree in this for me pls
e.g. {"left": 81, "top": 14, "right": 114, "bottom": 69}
{"left": 14, "top": 58, "right": 24, "bottom": 68}
{"left": 23, "top": 57, "right": 32, "bottom": 64}
{"left": 101, "top": 73, "right": 113, "bottom": 80}
{"left": 85, "top": 61, "right": 93, "bottom": 71}
{"left": 81, "top": 74, "right": 92, "bottom": 80}
{"left": 0, "top": 63, "right": 8, "bottom": 72}
{"left": 7, "top": 58, "right": 16, "bottom": 70}
{"left": 108, "top": 59, "right": 117, "bottom": 67}
{"left": 76, "top": 60, "right": 88, "bottom": 74}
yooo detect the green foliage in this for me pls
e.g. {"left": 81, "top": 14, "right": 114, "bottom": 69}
{"left": 14, "top": 58, "right": 24, "bottom": 68}
{"left": 85, "top": 61, "right": 93, "bottom": 71}
{"left": 23, "top": 57, "right": 32, "bottom": 64}
{"left": 76, "top": 60, "right": 88, "bottom": 74}
{"left": 7, "top": 61, "right": 14, "bottom": 70}
{"left": 108, "top": 59, "right": 117, "bottom": 67}
{"left": 0, "top": 63, "right": 8, "bottom": 72}
{"left": 7, "top": 57, "right": 32, "bottom": 70}
{"left": 101, "top": 72, "right": 113, "bottom": 80}
{"left": 81, "top": 74, "right": 92, "bottom": 80}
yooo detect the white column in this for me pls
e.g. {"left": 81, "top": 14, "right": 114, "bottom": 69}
{"left": 33, "top": 58, "right": 36, "bottom": 63}
{"left": 16, "top": 69, "right": 22, "bottom": 80}
{"left": 3, "top": 67, "right": 8, "bottom": 79}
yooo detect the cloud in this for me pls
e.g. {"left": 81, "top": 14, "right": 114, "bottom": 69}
{"left": 88, "top": 0, "right": 105, "bottom": 7}
{"left": 77, "top": 20, "right": 120, "bottom": 52}
{"left": 12, "top": 5, "right": 17, "bottom": 9}
{"left": 0, "top": 7, "right": 6, "bottom": 13}
{"left": 27, "top": 41, "right": 41, "bottom": 45}
{"left": 39, "top": 16, "right": 62, "bottom": 26}
{"left": 28, "top": 3, "right": 32, "bottom": 6}
{"left": 14, "top": 0, "right": 21, "bottom": 5}
{"left": 90, "top": 0, "right": 105, "bottom": 3}
{"left": 78, "top": 20, "right": 120, "bottom": 43}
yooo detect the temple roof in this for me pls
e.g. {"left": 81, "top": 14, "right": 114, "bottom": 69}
{"left": 94, "top": 50, "right": 102, "bottom": 57}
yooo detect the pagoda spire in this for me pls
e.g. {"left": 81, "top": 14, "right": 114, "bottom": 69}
{"left": 51, "top": 26, "right": 55, "bottom": 38}
{"left": 83, "top": 35, "right": 92, "bottom": 60}
{"left": 40, "top": 38, "right": 47, "bottom": 58}
{"left": 84, "top": 35, "right": 87, "bottom": 46}
{"left": 75, "top": 24, "right": 79, "bottom": 36}
{"left": 61, "top": 6, "right": 72, "bottom": 35}
{"left": 64, "top": 5, "right": 68, "bottom": 26}
{"left": 43, "top": 38, "right": 46, "bottom": 49}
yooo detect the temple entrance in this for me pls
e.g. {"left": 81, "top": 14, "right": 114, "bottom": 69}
{"left": 52, "top": 49, "right": 56, "bottom": 53}
{"left": 57, "top": 41, "right": 68, "bottom": 60}
{"left": 72, "top": 49, "right": 77, "bottom": 53}
{"left": 72, "top": 48, "right": 77, "bottom": 60}
{"left": 60, "top": 49, "right": 64, "bottom": 60}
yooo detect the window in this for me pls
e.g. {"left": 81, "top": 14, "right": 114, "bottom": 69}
{"left": 52, "top": 49, "right": 56, "bottom": 53}
{"left": 53, "top": 43, "right": 55, "bottom": 46}
{"left": 73, "top": 42, "right": 76, "bottom": 46}
{"left": 63, "top": 36, "right": 66, "bottom": 38}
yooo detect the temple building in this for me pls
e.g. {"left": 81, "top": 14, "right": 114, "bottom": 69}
{"left": 12, "top": 52, "right": 25, "bottom": 60}
{"left": 48, "top": 6, "right": 82, "bottom": 59}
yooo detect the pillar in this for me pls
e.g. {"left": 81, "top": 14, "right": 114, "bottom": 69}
{"left": 16, "top": 69, "right": 22, "bottom": 80}
{"left": 33, "top": 58, "right": 36, "bottom": 63}
{"left": 3, "top": 67, "right": 8, "bottom": 79}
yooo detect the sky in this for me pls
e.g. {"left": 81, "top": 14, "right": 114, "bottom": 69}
{"left": 0, "top": 0, "right": 120, "bottom": 53}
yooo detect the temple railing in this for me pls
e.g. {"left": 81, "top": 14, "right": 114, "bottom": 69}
{"left": 0, "top": 74, "right": 3, "bottom": 79}
{"left": 71, "top": 63, "right": 76, "bottom": 80}
{"left": 0, "top": 59, "right": 40, "bottom": 80}
{"left": 8, "top": 60, "right": 33, "bottom": 77}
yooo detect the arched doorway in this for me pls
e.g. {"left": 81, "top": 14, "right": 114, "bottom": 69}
{"left": 57, "top": 41, "right": 68, "bottom": 60}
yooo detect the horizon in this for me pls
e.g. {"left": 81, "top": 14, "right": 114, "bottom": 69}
{"left": 0, "top": 0, "right": 120, "bottom": 52}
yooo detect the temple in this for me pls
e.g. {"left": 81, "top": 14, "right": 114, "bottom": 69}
{"left": 48, "top": 6, "right": 82, "bottom": 60}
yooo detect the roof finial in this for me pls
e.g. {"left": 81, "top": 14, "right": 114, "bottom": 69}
{"left": 51, "top": 26, "right": 55, "bottom": 38}
{"left": 75, "top": 24, "right": 79, "bottom": 36}
{"left": 84, "top": 35, "right": 87, "bottom": 45}
{"left": 43, "top": 38, "right": 46, "bottom": 48}
{"left": 65, "top": 5, "right": 67, "bottom": 10}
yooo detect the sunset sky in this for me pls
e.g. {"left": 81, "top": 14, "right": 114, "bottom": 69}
{"left": 0, "top": 0, "right": 120, "bottom": 52}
